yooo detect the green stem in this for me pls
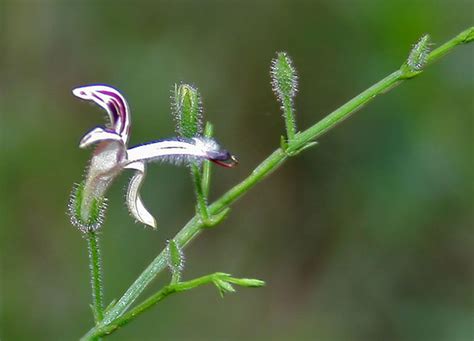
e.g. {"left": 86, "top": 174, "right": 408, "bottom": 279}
{"left": 201, "top": 122, "right": 214, "bottom": 197}
{"left": 426, "top": 26, "right": 473, "bottom": 65}
{"left": 287, "top": 70, "right": 402, "bottom": 153}
{"left": 191, "top": 164, "right": 210, "bottom": 223}
{"left": 83, "top": 27, "right": 473, "bottom": 337}
{"left": 81, "top": 274, "right": 225, "bottom": 339}
{"left": 283, "top": 99, "right": 296, "bottom": 141}
{"left": 86, "top": 231, "right": 104, "bottom": 324}
{"left": 170, "top": 270, "right": 181, "bottom": 285}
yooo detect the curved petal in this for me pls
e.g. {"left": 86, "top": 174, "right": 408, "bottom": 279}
{"left": 126, "top": 137, "right": 237, "bottom": 167}
{"left": 72, "top": 84, "right": 131, "bottom": 144}
{"left": 124, "top": 161, "right": 157, "bottom": 229}
{"left": 79, "top": 127, "right": 124, "bottom": 149}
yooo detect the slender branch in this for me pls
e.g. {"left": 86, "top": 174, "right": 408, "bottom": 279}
{"left": 191, "top": 122, "right": 215, "bottom": 225}
{"left": 83, "top": 27, "right": 473, "bottom": 338}
{"left": 86, "top": 231, "right": 104, "bottom": 324}
{"left": 82, "top": 285, "right": 176, "bottom": 340}
{"left": 426, "top": 26, "right": 473, "bottom": 65}
{"left": 287, "top": 70, "right": 402, "bottom": 154}
{"left": 81, "top": 273, "right": 264, "bottom": 339}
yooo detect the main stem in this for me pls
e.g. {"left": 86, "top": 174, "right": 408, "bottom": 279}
{"left": 84, "top": 27, "right": 473, "bottom": 338}
{"left": 86, "top": 231, "right": 104, "bottom": 324}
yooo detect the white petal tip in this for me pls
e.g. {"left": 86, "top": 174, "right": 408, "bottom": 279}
{"left": 142, "top": 216, "right": 157, "bottom": 229}
{"left": 130, "top": 204, "right": 157, "bottom": 230}
{"left": 72, "top": 87, "right": 88, "bottom": 99}
{"left": 129, "top": 201, "right": 157, "bottom": 230}
{"left": 126, "top": 162, "right": 157, "bottom": 230}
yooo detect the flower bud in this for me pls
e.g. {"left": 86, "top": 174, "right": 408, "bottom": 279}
{"left": 271, "top": 52, "right": 298, "bottom": 140}
{"left": 68, "top": 181, "right": 107, "bottom": 233}
{"left": 173, "top": 83, "right": 203, "bottom": 138}
{"left": 407, "top": 34, "right": 431, "bottom": 71}
{"left": 271, "top": 52, "right": 298, "bottom": 102}
{"left": 210, "top": 273, "right": 265, "bottom": 297}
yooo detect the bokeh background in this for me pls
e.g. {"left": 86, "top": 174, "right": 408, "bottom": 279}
{"left": 1, "top": 1, "right": 473, "bottom": 340}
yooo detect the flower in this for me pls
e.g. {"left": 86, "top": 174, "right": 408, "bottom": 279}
{"left": 69, "top": 84, "right": 237, "bottom": 232}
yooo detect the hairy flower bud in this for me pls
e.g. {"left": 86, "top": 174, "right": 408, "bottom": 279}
{"left": 68, "top": 181, "right": 107, "bottom": 233}
{"left": 271, "top": 52, "right": 298, "bottom": 102}
{"left": 271, "top": 52, "right": 298, "bottom": 140}
{"left": 173, "top": 83, "right": 203, "bottom": 138}
{"left": 407, "top": 34, "right": 431, "bottom": 72}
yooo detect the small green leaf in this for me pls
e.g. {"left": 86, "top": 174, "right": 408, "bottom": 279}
{"left": 210, "top": 273, "right": 265, "bottom": 297}
{"left": 166, "top": 240, "right": 185, "bottom": 283}
{"left": 226, "top": 277, "right": 266, "bottom": 288}
{"left": 173, "top": 83, "right": 203, "bottom": 138}
{"left": 406, "top": 34, "right": 431, "bottom": 72}
{"left": 286, "top": 141, "right": 318, "bottom": 156}
{"left": 213, "top": 278, "right": 236, "bottom": 297}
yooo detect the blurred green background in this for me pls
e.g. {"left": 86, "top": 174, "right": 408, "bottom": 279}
{"left": 1, "top": 1, "right": 473, "bottom": 340}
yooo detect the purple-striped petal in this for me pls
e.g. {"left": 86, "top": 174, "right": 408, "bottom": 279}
{"left": 72, "top": 85, "right": 131, "bottom": 144}
{"left": 124, "top": 161, "right": 157, "bottom": 228}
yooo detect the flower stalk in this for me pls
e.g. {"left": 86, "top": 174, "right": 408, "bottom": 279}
{"left": 172, "top": 84, "right": 234, "bottom": 226}
{"left": 86, "top": 231, "right": 104, "bottom": 324}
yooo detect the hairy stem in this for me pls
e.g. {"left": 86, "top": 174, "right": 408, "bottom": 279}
{"left": 86, "top": 231, "right": 104, "bottom": 324}
{"left": 83, "top": 27, "right": 473, "bottom": 338}
{"left": 82, "top": 286, "right": 176, "bottom": 339}
{"left": 82, "top": 273, "right": 239, "bottom": 339}
{"left": 283, "top": 99, "right": 296, "bottom": 141}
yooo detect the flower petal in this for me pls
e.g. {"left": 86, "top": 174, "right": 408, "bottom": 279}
{"left": 72, "top": 84, "right": 131, "bottom": 144}
{"left": 79, "top": 127, "right": 124, "bottom": 149}
{"left": 126, "top": 137, "right": 237, "bottom": 167}
{"left": 124, "top": 161, "right": 157, "bottom": 229}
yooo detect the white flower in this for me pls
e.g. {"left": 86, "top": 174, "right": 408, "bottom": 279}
{"left": 69, "top": 84, "right": 236, "bottom": 232}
